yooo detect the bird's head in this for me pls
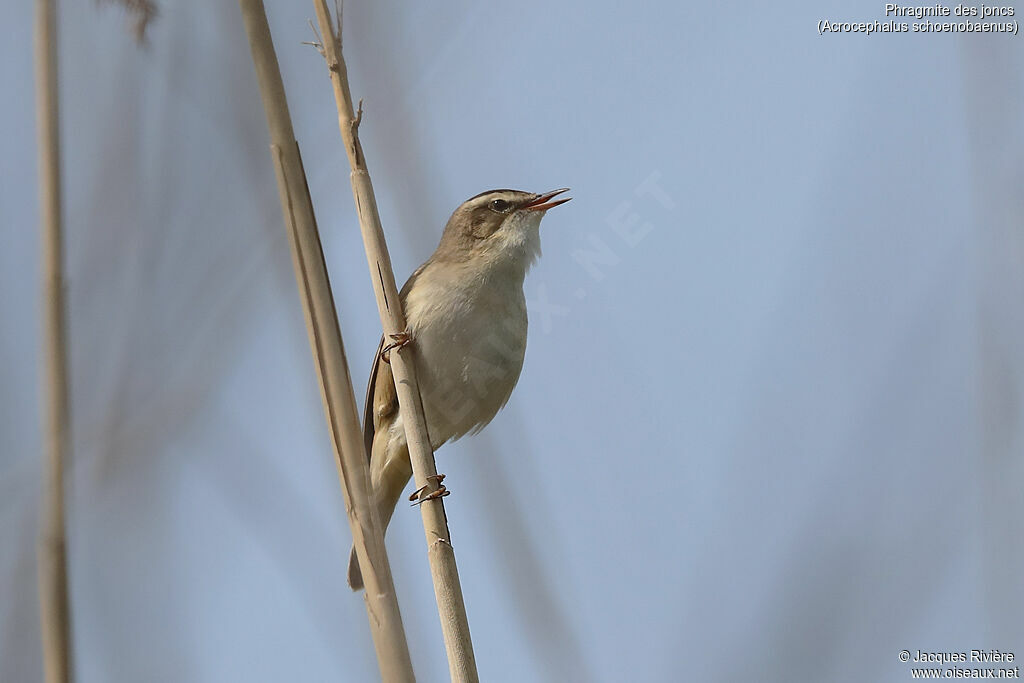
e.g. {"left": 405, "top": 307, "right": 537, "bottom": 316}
{"left": 433, "top": 188, "right": 571, "bottom": 272}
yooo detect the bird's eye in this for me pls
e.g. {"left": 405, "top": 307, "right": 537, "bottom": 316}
{"left": 489, "top": 199, "right": 511, "bottom": 213}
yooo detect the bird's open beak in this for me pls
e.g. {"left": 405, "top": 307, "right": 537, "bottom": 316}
{"left": 522, "top": 188, "right": 572, "bottom": 212}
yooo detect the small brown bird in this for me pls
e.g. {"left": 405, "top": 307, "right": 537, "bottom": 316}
{"left": 347, "top": 188, "right": 571, "bottom": 590}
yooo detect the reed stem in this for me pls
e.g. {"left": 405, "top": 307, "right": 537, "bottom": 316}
{"left": 237, "top": 2, "right": 415, "bottom": 679}
{"left": 310, "top": 3, "right": 479, "bottom": 680}
{"left": 35, "top": 0, "right": 73, "bottom": 680}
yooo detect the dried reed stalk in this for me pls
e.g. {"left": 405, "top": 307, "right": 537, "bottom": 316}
{"left": 237, "top": 2, "right": 414, "bottom": 680}
{"left": 35, "top": 0, "right": 73, "bottom": 681}
{"left": 310, "top": 2, "right": 479, "bottom": 680}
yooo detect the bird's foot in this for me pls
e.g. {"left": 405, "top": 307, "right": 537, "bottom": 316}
{"left": 409, "top": 474, "right": 449, "bottom": 506}
{"left": 381, "top": 331, "right": 413, "bottom": 364}
{"left": 411, "top": 487, "right": 450, "bottom": 506}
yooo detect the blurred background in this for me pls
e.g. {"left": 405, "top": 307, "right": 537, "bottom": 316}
{"left": 2, "top": 1, "right": 1022, "bottom": 681}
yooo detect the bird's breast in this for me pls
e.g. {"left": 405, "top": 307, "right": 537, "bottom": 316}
{"left": 403, "top": 265, "right": 528, "bottom": 444}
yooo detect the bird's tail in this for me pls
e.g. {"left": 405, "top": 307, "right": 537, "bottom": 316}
{"left": 347, "top": 440, "right": 413, "bottom": 592}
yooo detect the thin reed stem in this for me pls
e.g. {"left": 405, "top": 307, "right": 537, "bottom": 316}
{"left": 237, "top": 2, "right": 415, "bottom": 680}
{"left": 35, "top": 0, "right": 73, "bottom": 680}
{"left": 311, "top": 2, "right": 479, "bottom": 680}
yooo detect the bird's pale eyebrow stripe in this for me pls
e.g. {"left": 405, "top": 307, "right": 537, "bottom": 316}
{"left": 468, "top": 189, "right": 517, "bottom": 201}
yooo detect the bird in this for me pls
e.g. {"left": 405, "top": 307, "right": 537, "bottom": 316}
{"left": 347, "top": 187, "right": 571, "bottom": 591}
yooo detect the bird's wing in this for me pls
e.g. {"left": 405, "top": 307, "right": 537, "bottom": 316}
{"left": 361, "top": 265, "right": 427, "bottom": 459}
{"left": 362, "top": 334, "right": 397, "bottom": 461}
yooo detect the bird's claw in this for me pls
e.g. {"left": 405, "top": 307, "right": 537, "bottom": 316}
{"left": 381, "top": 331, "right": 413, "bottom": 364}
{"left": 408, "top": 473, "right": 446, "bottom": 500}
{"left": 411, "top": 487, "right": 450, "bottom": 506}
{"left": 409, "top": 474, "right": 449, "bottom": 505}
